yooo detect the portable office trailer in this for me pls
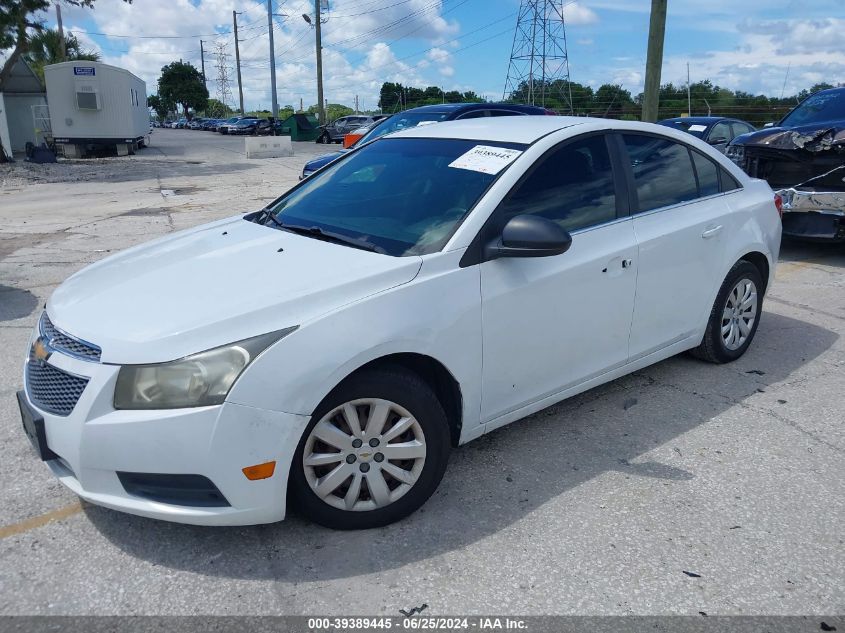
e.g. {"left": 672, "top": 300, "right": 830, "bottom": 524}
{"left": 44, "top": 61, "right": 149, "bottom": 157}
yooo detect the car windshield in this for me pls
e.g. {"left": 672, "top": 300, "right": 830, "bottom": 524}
{"left": 238, "top": 119, "right": 257, "bottom": 125}
{"left": 356, "top": 111, "right": 451, "bottom": 146}
{"left": 780, "top": 90, "right": 845, "bottom": 127}
{"left": 265, "top": 137, "right": 526, "bottom": 256}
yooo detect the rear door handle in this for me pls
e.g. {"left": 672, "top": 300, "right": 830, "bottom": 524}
{"left": 701, "top": 225, "right": 723, "bottom": 239}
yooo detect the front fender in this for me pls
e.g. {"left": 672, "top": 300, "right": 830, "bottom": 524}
{"left": 226, "top": 250, "right": 483, "bottom": 440}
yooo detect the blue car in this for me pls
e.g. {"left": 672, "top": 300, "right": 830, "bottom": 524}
{"left": 657, "top": 116, "right": 755, "bottom": 153}
{"left": 301, "top": 102, "right": 553, "bottom": 179}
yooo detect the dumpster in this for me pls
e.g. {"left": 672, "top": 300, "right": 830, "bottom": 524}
{"left": 276, "top": 113, "right": 320, "bottom": 141}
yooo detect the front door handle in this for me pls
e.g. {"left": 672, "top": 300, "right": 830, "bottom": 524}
{"left": 701, "top": 225, "right": 723, "bottom": 239}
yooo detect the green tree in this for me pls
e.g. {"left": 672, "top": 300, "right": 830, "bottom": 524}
{"left": 309, "top": 102, "right": 353, "bottom": 122}
{"left": 157, "top": 61, "right": 209, "bottom": 117}
{"left": 147, "top": 94, "right": 169, "bottom": 120}
{"left": 204, "top": 98, "right": 233, "bottom": 117}
{"left": 0, "top": 0, "right": 129, "bottom": 160}
{"left": 24, "top": 29, "right": 99, "bottom": 81}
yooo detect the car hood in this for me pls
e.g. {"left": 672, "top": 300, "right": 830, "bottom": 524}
{"left": 47, "top": 216, "right": 422, "bottom": 364}
{"left": 304, "top": 150, "right": 348, "bottom": 172}
{"left": 731, "top": 122, "right": 845, "bottom": 152}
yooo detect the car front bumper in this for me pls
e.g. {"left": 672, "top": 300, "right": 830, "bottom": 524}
{"left": 20, "top": 346, "right": 309, "bottom": 526}
{"left": 777, "top": 188, "right": 845, "bottom": 242}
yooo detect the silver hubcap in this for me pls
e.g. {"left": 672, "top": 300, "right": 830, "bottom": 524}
{"left": 303, "top": 398, "right": 426, "bottom": 512}
{"left": 722, "top": 278, "right": 757, "bottom": 351}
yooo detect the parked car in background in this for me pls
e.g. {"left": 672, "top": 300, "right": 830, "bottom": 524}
{"left": 228, "top": 118, "right": 275, "bottom": 135}
{"left": 658, "top": 117, "right": 756, "bottom": 153}
{"left": 188, "top": 118, "right": 206, "bottom": 130}
{"left": 302, "top": 102, "right": 554, "bottom": 178}
{"left": 218, "top": 116, "right": 244, "bottom": 134}
{"left": 174, "top": 118, "right": 188, "bottom": 129}
{"left": 726, "top": 87, "right": 845, "bottom": 242}
{"left": 18, "top": 117, "right": 780, "bottom": 530}
{"left": 317, "top": 115, "right": 382, "bottom": 144}
{"left": 203, "top": 119, "right": 222, "bottom": 131}
{"left": 343, "top": 115, "right": 389, "bottom": 148}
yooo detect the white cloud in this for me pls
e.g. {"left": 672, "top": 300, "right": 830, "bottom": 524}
{"left": 562, "top": 2, "right": 599, "bottom": 25}
{"left": 53, "top": 0, "right": 464, "bottom": 112}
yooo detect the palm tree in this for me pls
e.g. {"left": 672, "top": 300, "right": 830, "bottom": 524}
{"left": 25, "top": 29, "right": 100, "bottom": 82}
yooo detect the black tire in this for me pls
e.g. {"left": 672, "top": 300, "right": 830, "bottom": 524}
{"left": 290, "top": 367, "right": 451, "bottom": 529}
{"left": 692, "top": 260, "right": 764, "bottom": 363}
{"left": 317, "top": 131, "right": 329, "bottom": 144}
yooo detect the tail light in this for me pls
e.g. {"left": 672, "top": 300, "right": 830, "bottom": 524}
{"left": 544, "top": 108, "right": 558, "bottom": 116}
{"left": 774, "top": 193, "right": 783, "bottom": 218}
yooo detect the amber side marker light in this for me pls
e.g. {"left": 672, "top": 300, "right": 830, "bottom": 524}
{"left": 242, "top": 461, "right": 276, "bottom": 480}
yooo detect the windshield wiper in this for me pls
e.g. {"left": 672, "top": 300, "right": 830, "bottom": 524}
{"left": 261, "top": 209, "right": 284, "bottom": 229}
{"left": 273, "top": 222, "right": 386, "bottom": 254}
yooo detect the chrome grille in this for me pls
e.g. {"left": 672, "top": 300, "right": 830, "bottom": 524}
{"left": 26, "top": 361, "right": 89, "bottom": 416}
{"left": 40, "top": 313, "right": 101, "bottom": 362}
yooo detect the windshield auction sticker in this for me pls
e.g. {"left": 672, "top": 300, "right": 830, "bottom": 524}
{"left": 448, "top": 145, "right": 523, "bottom": 174}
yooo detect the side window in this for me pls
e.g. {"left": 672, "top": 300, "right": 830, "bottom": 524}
{"left": 731, "top": 122, "right": 754, "bottom": 137}
{"left": 708, "top": 122, "right": 732, "bottom": 143}
{"left": 621, "top": 134, "right": 699, "bottom": 212}
{"left": 720, "top": 168, "right": 741, "bottom": 192}
{"left": 488, "top": 110, "right": 522, "bottom": 117}
{"left": 690, "top": 150, "right": 720, "bottom": 197}
{"left": 499, "top": 134, "right": 617, "bottom": 232}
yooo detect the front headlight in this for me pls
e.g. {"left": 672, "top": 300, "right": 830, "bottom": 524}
{"left": 114, "top": 327, "right": 297, "bottom": 410}
{"left": 725, "top": 144, "right": 745, "bottom": 165}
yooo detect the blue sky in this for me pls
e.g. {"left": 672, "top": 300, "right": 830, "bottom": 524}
{"left": 33, "top": 0, "right": 845, "bottom": 111}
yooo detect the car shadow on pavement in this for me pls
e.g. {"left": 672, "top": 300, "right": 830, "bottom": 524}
{"left": 779, "top": 239, "right": 845, "bottom": 268}
{"left": 85, "top": 310, "right": 838, "bottom": 580}
{"left": 0, "top": 285, "right": 38, "bottom": 322}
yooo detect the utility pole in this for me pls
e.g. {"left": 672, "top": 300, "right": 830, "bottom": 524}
{"left": 233, "top": 10, "right": 245, "bottom": 114}
{"left": 200, "top": 40, "right": 207, "bottom": 85}
{"left": 55, "top": 4, "right": 66, "bottom": 61}
{"left": 686, "top": 62, "right": 691, "bottom": 115}
{"left": 354, "top": 94, "right": 359, "bottom": 113}
{"left": 641, "top": 0, "right": 667, "bottom": 122}
{"left": 267, "top": 0, "right": 278, "bottom": 118}
{"left": 315, "top": 0, "right": 325, "bottom": 124}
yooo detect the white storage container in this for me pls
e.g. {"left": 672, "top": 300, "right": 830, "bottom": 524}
{"left": 44, "top": 61, "right": 149, "bottom": 156}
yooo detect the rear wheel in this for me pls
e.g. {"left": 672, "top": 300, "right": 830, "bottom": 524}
{"left": 317, "top": 131, "right": 330, "bottom": 144}
{"left": 692, "top": 260, "right": 763, "bottom": 363}
{"left": 290, "top": 367, "right": 450, "bottom": 529}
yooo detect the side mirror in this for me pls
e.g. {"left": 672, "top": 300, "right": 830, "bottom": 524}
{"left": 486, "top": 214, "right": 572, "bottom": 260}
{"left": 708, "top": 137, "right": 728, "bottom": 146}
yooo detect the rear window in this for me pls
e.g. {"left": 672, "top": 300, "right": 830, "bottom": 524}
{"left": 358, "top": 112, "right": 451, "bottom": 145}
{"left": 622, "top": 134, "right": 699, "bottom": 212}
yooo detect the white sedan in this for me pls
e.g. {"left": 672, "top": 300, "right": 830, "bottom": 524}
{"left": 18, "top": 117, "right": 781, "bottom": 529}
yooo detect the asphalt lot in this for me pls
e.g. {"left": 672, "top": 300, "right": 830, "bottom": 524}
{"left": 0, "top": 128, "right": 843, "bottom": 615}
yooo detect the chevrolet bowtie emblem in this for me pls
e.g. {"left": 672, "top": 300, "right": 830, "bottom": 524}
{"left": 31, "top": 336, "right": 52, "bottom": 363}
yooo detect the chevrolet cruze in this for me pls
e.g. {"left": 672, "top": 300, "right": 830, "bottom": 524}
{"left": 18, "top": 117, "right": 781, "bottom": 529}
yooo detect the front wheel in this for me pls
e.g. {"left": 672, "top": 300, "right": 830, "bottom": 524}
{"left": 290, "top": 368, "right": 451, "bottom": 529}
{"left": 317, "top": 132, "right": 329, "bottom": 144}
{"left": 692, "top": 260, "right": 764, "bottom": 363}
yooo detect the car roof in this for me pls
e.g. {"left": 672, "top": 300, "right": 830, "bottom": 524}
{"left": 386, "top": 116, "right": 733, "bottom": 145}
{"left": 659, "top": 116, "right": 728, "bottom": 124}
{"left": 396, "top": 102, "right": 546, "bottom": 117}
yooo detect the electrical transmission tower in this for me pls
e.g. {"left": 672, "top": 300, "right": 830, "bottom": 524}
{"left": 503, "top": 0, "right": 573, "bottom": 113}
{"left": 214, "top": 42, "right": 234, "bottom": 116}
